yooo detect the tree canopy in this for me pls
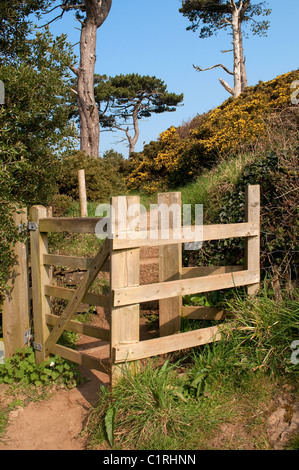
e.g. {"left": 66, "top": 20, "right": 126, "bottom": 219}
{"left": 0, "top": 27, "right": 76, "bottom": 204}
{"left": 179, "top": 0, "right": 272, "bottom": 96}
{"left": 0, "top": 0, "right": 54, "bottom": 64}
{"left": 95, "top": 73, "right": 184, "bottom": 154}
{"left": 180, "top": 0, "right": 271, "bottom": 38}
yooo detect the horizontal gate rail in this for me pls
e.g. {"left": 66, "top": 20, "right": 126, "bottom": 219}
{"left": 181, "top": 265, "right": 244, "bottom": 278}
{"left": 43, "top": 253, "right": 110, "bottom": 272}
{"left": 50, "top": 344, "right": 110, "bottom": 374}
{"left": 46, "top": 313, "right": 110, "bottom": 342}
{"left": 113, "top": 325, "right": 221, "bottom": 364}
{"left": 112, "top": 222, "right": 259, "bottom": 250}
{"left": 181, "top": 306, "right": 227, "bottom": 321}
{"left": 39, "top": 217, "right": 104, "bottom": 234}
{"left": 113, "top": 269, "right": 260, "bottom": 307}
{"left": 44, "top": 285, "right": 110, "bottom": 309}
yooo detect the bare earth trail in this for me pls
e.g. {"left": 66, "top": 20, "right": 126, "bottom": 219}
{"left": 0, "top": 368, "right": 109, "bottom": 450}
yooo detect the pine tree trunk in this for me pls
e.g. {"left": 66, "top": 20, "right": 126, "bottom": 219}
{"left": 78, "top": 17, "right": 99, "bottom": 157}
{"left": 76, "top": 0, "right": 112, "bottom": 158}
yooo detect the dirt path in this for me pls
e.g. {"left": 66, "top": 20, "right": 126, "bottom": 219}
{"left": 0, "top": 367, "right": 109, "bottom": 451}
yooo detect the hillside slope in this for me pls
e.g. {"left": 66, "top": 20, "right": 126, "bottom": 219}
{"left": 127, "top": 70, "right": 299, "bottom": 290}
{"left": 127, "top": 70, "right": 298, "bottom": 192}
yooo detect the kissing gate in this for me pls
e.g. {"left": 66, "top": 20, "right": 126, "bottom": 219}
{"left": 2, "top": 186, "right": 260, "bottom": 385}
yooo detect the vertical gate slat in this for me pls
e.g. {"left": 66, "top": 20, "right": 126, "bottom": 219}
{"left": 110, "top": 195, "right": 140, "bottom": 384}
{"left": 245, "top": 185, "right": 260, "bottom": 296}
{"left": 158, "top": 192, "right": 182, "bottom": 337}
{"left": 29, "top": 205, "right": 51, "bottom": 363}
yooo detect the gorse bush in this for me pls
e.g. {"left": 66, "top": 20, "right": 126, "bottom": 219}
{"left": 127, "top": 70, "right": 298, "bottom": 192}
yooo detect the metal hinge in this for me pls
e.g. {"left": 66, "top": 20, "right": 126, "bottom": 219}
{"left": 28, "top": 222, "right": 38, "bottom": 232}
{"left": 24, "top": 329, "right": 32, "bottom": 347}
{"left": 18, "top": 222, "right": 27, "bottom": 234}
{"left": 19, "top": 221, "right": 38, "bottom": 233}
{"left": 33, "top": 342, "right": 43, "bottom": 352}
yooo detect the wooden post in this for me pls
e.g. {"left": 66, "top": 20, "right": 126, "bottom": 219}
{"left": 245, "top": 185, "right": 260, "bottom": 296}
{"left": 110, "top": 195, "right": 140, "bottom": 384}
{"left": 2, "top": 208, "right": 30, "bottom": 358}
{"left": 29, "top": 206, "right": 51, "bottom": 363}
{"left": 78, "top": 169, "right": 88, "bottom": 218}
{"left": 158, "top": 192, "right": 182, "bottom": 337}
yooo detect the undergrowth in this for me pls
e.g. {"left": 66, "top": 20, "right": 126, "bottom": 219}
{"left": 86, "top": 286, "right": 299, "bottom": 450}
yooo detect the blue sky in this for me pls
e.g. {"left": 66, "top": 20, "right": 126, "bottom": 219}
{"left": 46, "top": 0, "right": 299, "bottom": 157}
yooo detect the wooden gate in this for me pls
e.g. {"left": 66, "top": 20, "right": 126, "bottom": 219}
{"left": 2, "top": 185, "right": 260, "bottom": 385}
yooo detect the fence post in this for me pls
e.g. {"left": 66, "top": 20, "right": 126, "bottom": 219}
{"left": 158, "top": 192, "right": 182, "bottom": 336}
{"left": 2, "top": 208, "right": 30, "bottom": 358}
{"left": 78, "top": 169, "right": 88, "bottom": 218}
{"left": 245, "top": 185, "right": 260, "bottom": 295}
{"left": 110, "top": 195, "right": 140, "bottom": 384}
{"left": 29, "top": 206, "right": 51, "bottom": 363}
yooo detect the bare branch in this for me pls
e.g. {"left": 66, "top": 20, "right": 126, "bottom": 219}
{"left": 69, "top": 64, "right": 79, "bottom": 76}
{"left": 37, "top": 11, "right": 64, "bottom": 28}
{"left": 193, "top": 63, "right": 234, "bottom": 76}
{"left": 61, "top": 3, "right": 86, "bottom": 10}
{"left": 219, "top": 78, "right": 234, "bottom": 96}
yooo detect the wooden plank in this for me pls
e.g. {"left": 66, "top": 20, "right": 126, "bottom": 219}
{"left": 2, "top": 208, "right": 30, "bottom": 357}
{"left": 30, "top": 206, "right": 52, "bottom": 363}
{"left": 44, "top": 237, "right": 110, "bottom": 357}
{"left": 181, "top": 306, "right": 227, "bottom": 320}
{"left": 182, "top": 265, "right": 244, "bottom": 279}
{"left": 46, "top": 314, "right": 110, "bottom": 342}
{"left": 44, "top": 285, "right": 110, "bottom": 309}
{"left": 39, "top": 217, "right": 104, "bottom": 234}
{"left": 43, "top": 254, "right": 93, "bottom": 269}
{"left": 113, "top": 325, "right": 222, "bottom": 363}
{"left": 113, "top": 269, "right": 260, "bottom": 307}
{"left": 50, "top": 344, "right": 110, "bottom": 374}
{"left": 110, "top": 196, "right": 140, "bottom": 384}
{"left": 43, "top": 254, "right": 110, "bottom": 272}
{"left": 158, "top": 192, "right": 182, "bottom": 337}
{"left": 112, "top": 222, "right": 259, "bottom": 250}
{"left": 245, "top": 185, "right": 260, "bottom": 296}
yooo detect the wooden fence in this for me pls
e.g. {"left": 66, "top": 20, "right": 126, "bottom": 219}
{"left": 1, "top": 185, "right": 260, "bottom": 385}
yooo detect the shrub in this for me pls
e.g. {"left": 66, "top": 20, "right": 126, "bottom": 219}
{"left": 50, "top": 193, "right": 76, "bottom": 217}
{"left": 58, "top": 151, "right": 127, "bottom": 202}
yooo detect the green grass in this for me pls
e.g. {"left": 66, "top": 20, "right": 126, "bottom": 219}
{"left": 86, "top": 285, "right": 299, "bottom": 450}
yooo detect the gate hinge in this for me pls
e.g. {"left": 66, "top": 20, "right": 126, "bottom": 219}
{"left": 28, "top": 222, "right": 38, "bottom": 232}
{"left": 33, "top": 342, "right": 43, "bottom": 352}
